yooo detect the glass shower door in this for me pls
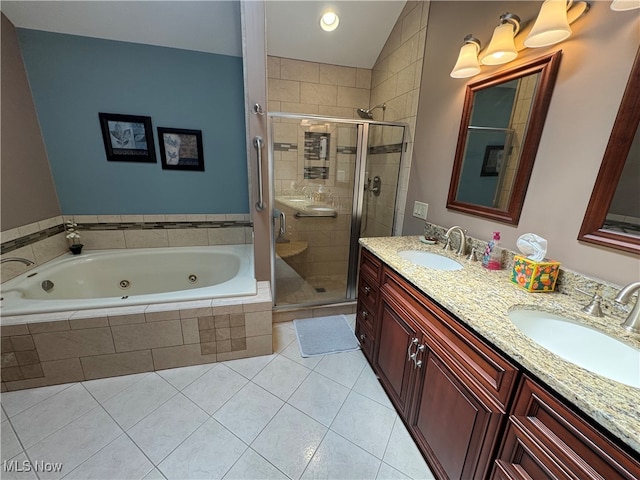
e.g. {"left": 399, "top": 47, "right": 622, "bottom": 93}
{"left": 360, "top": 123, "right": 405, "bottom": 238}
{"left": 271, "top": 116, "right": 359, "bottom": 307}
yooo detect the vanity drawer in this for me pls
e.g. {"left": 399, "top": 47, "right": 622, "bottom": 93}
{"left": 358, "top": 275, "right": 378, "bottom": 312}
{"left": 356, "top": 299, "right": 376, "bottom": 333}
{"left": 500, "top": 376, "right": 640, "bottom": 480}
{"left": 360, "top": 248, "right": 382, "bottom": 283}
{"left": 355, "top": 317, "right": 374, "bottom": 360}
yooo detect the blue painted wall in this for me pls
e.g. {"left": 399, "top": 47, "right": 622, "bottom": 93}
{"left": 18, "top": 29, "right": 248, "bottom": 214}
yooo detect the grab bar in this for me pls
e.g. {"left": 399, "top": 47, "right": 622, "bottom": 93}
{"left": 254, "top": 136, "right": 265, "bottom": 211}
{"left": 294, "top": 211, "right": 337, "bottom": 219}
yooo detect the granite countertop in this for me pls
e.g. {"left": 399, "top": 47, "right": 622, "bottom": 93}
{"left": 359, "top": 235, "right": 640, "bottom": 453}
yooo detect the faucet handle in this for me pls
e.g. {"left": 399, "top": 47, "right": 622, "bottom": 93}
{"left": 442, "top": 236, "right": 452, "bottom": 251}
{"left": 575, "top": 288, "right": 604, "bottom": 317}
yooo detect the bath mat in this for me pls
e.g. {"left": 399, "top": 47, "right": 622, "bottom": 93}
{"left": 293, "top": 314, "right": 360, "bottom": 357}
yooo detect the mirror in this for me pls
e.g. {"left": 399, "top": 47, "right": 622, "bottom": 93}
{"left": 447, "top": 52, "right": 562, "bottom": 224}
{"left": 578, "top": 48, "right": 640, "bottom": 255}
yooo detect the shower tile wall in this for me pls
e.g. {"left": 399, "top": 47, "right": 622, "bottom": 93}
{"left": 267, "top": 57, "right": 371, "bottom": 119}
{"left": 267, "top": 1, "right": 429, "bottom": 235}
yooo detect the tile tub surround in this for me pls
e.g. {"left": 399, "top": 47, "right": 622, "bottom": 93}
{"left": 1, "top": 214, "right": 253, "bottom": 283}
{"left": 359, "top": 236, "right": 640, "bottom": 453}
{"left": 0, "top": 282, "right": 272, "bottom": 392}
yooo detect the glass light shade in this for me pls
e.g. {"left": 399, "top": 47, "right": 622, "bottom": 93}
{"left": 320, "top": 11, "right": 340, "bottom": 32}
{"left": 450, "top": 42, "right": 481, "bottom": 78}
{"left": 610, "top": 0, "right": 640, "bottom": 10}
{"left": 481, "top": 23, "right": 519, "bottom": 65}
{"left": 524, "top": 0, "right": 572, "bottom": 48}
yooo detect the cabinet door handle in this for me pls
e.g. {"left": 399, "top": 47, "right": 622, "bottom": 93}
{"left": 360, "top": 310, "right": 369, "bottom": 319}
{"left": 364, "top": 286, "right": 371, "bottom": 295}
{"left": 407, "top": 337, "right": 419, "bottom": 361}
{"left": 413, "top": 344, "right": 426, "bottom": 369}
{"left": 359, "top": 334, "right": 366, "bottom": 342}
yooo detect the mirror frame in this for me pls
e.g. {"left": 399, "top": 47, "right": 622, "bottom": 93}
{"left": 578, "top": 48, "right": 640, "bottom": 255}
{"left": 447, "top": 51, "right": 562, "bottom": 224}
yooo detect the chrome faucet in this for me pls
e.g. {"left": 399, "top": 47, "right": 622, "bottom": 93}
{"left": 614, "top": 282, "right": 640, "bottom": 333}
{"left": 443, "top": 226, "right": 467, "bottom": 256}
{"left": 1, "top": 257, "right": 34, "bottom": 266}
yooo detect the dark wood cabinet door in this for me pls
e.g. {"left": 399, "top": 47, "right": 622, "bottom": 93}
{"left": 410, "top": 347, "right": 503, "bottom": 480}
{"left": 374, "top": 297, "right": 419, "bottom": 416}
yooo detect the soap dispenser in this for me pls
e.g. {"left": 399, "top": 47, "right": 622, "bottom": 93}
{"left": 482, "top": 232, "right": 502, "bottom": 270}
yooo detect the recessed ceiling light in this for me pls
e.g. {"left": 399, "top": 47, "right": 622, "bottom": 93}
{"left": 320, "top": 11, "right": 339, "bottom": 32}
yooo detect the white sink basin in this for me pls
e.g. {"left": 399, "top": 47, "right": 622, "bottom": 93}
{"left": 397, "top": 250, "right": 463, "bottom": 271}
{"left": 509, "top": 309, "right": 640, "bottom": 388}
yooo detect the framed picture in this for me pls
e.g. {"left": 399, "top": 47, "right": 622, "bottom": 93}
{"left": 99, "top": 113, "right": 156, "bottom": 163}
{"left": 481, "top": 145, "right": 504, "bottom": 176}
{"left": 157, "top": 128, "right": 205, "bottom": 171}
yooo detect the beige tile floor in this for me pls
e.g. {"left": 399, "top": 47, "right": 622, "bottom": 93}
{"left": 0, "top": 316, "right": 435, "bottom": 480}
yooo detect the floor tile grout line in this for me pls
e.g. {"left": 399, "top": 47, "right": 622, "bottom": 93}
{"left": 86, "top": 372, "right": 181, "bottom": 432}
{"left": 82, "top": 371, "right": 153, "bottom": 405}
{"left": 156, "top": 362, "right": 216, "bottom": 391}
{"left": 10, "top": 384, "right": 102, "bottom": 451}
{"left": 123, "top": 389, "right": 212, "bottom": 468}
{"left": 3, "top": 413, "right": 43, "bottom": 480}
{"left": 1, "top": 382, "right": 77, "bottom": 420}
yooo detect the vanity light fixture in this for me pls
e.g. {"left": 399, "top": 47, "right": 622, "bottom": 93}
{"left": 320, "top": 10, "right": 340, "bottom": 32}
{"left": 610, "top": 0, "right": 640, "bottom": 10}
{"left": 451, "top": 2, "right": 591, "bottom": 79}
{"left": 525, "top": 0, "right": 576, "bottom": 48}
{"left": 450, "top": 35, "right": 482, "bottom": 78}
{"left": 481, "top": 13, "right": 521, "bottom": 65}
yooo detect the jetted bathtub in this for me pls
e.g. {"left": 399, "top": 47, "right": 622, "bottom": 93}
{"left": 0, "top": 244, "right": 256, "bottom": 317}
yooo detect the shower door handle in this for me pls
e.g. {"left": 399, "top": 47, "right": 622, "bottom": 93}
{"left": 278, "top": 210, "right": 286, "bottom": 237}
{"left": 254, "top": 136, "right": 265, "bottom": 211}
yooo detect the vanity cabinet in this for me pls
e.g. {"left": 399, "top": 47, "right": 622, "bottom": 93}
{"left": 356, "top": 247, "right": 639, "bottom": 480}
{"left": 493, "top": 376, "right": 640, "bottom": 480}
{"left": 374, "top": 264, "right": 518, "bottom": 479}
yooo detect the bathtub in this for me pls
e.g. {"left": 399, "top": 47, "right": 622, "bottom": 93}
{"left": 1, "top": 245, "right": 256, "bottom": 317}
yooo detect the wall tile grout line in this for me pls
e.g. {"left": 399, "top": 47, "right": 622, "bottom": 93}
{"left": 0, "top": 220, "right": 252, "bottom": 255}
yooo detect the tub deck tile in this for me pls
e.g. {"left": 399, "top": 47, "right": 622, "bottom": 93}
{"left": 69, "top": 317, "right": 109, "bottom": 330}
{"left": 33, "top": 327, "right": 115, "bottom": 361}
{"left": 81, "top": 350, "right": 155, "bottom": 380}
{"left": 108, "top": 313, "right": 146, "bottom": 326}
{"left": 152, "top": 344, "right": 217, "bottom": 371}
{"left": 145, "top": 310, "right": 181, "bottom": 323}
{"left": 111, "top": 320, "right": 183, "bottom": 353}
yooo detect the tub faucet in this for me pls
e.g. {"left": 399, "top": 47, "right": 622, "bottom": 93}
{"left": 614, "top": 282, "right": 640, "bottom": 333}
{"left": 1, "top": 257, "right": 34, "bottom": 266}
{"left": 443, "top": 226, "right": 467, "bottom": 256}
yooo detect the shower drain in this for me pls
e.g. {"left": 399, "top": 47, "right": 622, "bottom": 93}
{"left": 119, "top": 280, "right": 131, "bottom": 289}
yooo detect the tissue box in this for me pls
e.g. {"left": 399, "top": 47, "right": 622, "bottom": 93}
{"left": 511, "top": 255, "right": 560, "bottom": 292}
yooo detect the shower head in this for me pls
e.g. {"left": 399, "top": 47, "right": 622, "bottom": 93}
{"left": 357, "top": 103, "right": 386, "bottom": 119}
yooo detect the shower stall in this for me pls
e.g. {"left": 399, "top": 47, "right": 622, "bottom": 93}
{"left": 268, "top": 113, "right": 407, "bottom": 309}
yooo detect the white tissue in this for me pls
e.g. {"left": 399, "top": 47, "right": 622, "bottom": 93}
{"left": 516, "top": 233, "right": 547, "bottom": 262}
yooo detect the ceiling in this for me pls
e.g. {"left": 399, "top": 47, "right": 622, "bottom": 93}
{"left": 1, "top": 1, "right": 407, "bottom": 69}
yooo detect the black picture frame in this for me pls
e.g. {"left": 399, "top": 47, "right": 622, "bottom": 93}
{"left": 157, "top": 128, "right": 205, "bottom": 171}
{"left": 99, "top": 113, "right": 156, "bottom": 163}
{"left": 480, "top": 145, "right": 504, "bottom": 176}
